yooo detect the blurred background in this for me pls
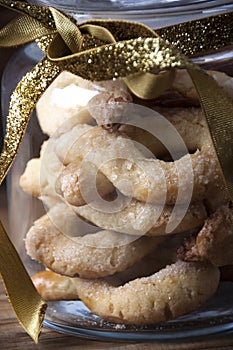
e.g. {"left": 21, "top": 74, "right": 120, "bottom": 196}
{"left": 0, "top": 6, "right": 18, "bottom": 151}
{"left": 0, "top": 6, "right": 19, "bottom": 225}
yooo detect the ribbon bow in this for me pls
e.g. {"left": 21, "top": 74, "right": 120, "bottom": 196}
{"left": 0, "top": 0, "right": 233, "bottom": 343}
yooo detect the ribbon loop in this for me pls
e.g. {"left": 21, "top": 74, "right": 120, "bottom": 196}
{"left": 124, "top": 70, "right": 176, "bottom": 99}
{"left": 82, "top": 19, "right": 157, "bottom": 40}
{"left": 49, "top": 7, "right": 83, "bottom": 53}
{"left": 80, "top": 23, "right": 116, "bottom": 43}
{"left": 0, "top": 0, "right": 56, "bottom": 29}
{"left": 0, "top": 14, "right": 52, "bottom": 47}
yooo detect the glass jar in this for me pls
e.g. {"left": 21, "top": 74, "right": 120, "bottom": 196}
{"left": 2, "top": 0, "right": 233, "bottom": 341}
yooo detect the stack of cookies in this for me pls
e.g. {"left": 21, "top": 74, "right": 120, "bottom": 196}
{"left": 20, "top": 69, "right": 233, "bottom": 325}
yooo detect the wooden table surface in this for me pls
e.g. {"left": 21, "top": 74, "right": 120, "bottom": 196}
{"left": 1, "top": 281, "right": 233, "bottom": 350}
{"left": 1, "top": 186, "right": 233, "bottom": 350}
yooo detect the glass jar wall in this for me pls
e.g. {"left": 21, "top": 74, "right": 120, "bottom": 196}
{"left": 2, "top": 0, "right": 233, "bottom": 341}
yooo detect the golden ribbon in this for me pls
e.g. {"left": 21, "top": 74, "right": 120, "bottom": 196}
{"left": 0, "top": 0, "right": 233, "bottom": 342}
{"left": 0, "top": 221, "right": 46, "bottom": 342}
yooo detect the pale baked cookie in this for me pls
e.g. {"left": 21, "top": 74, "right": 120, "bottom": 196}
{"left": 155, "top": 69, "right": 233, "bottom": 106}
{"left": 36, "top": 72, "right": 94, "bottom": 136}
{"left": 19, "top": 158, "right": 41, "bottom": 198}
{"left": 29, "top": 105, "right": 223, "bottom": 210}
{"left": 173, "top": 70, "right": 233, "bottom": 104}
{"left": 32, "top": 270, "right": 77, "bottom": 301}
{"left": 73, "top": 200, "right": 207, "bottom": 236}
{"left": 57, "top": 107, "right": 209, "bottom": 206}
{"left": 119, "top": 107, "right": 208, "bottom": 157}
{"left": 19, "top": 123, "right": 94, "bottom": 207}
{"left": 25, "top": 203, "right": 165, "bottom": 278}
{"left": 178, "top": 205, "right": 233, "bottom": 267}
{"left": 31, "top": 235, "right": 180, "bottom": 300}
{"left": 55, "top": 121, "right": 221, "bottom": 206}
{"left": 31, "top": 229, "right": 215, "bottom": 307}
{"left": 31, "top": 262, "right": 220, "bottom": 324}
{"left": 19, "top": 139, "right": 62, "bottom": 207}
{"left": 19, "top": 140, "right": 49, "bottom": 198}
{"left": 71, "top": 260, "right": 219, "bottom": 325}
{"left": 55, "top": 156, "right": 115, "bottom": 207}
{"left": 56, "top": 108, "right": 227, "bottom": 214}
{"left": 36, "top": 71, "right": 132, "bottom": 136}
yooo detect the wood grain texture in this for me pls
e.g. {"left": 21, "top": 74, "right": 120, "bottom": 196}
{"left": 1, "top": 280, "right": 233, "bottom": 350}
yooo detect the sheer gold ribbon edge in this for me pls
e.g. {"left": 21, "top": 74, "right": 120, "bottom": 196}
{"left": 0, "top": 221, "right": 47, "bottom": 343}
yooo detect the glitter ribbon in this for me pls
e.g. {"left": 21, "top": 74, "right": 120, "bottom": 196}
{"left": 0, "top": 0, "right": 233, "bottom": 343}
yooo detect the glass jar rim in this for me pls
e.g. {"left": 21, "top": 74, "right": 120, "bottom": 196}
{"left": 28, "top": 0, "right": 233, "bottom": 28}
{"left": 29, "top": 0, "right": 233, "bottom": 13}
